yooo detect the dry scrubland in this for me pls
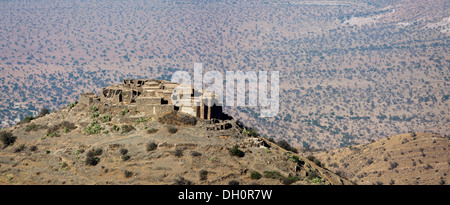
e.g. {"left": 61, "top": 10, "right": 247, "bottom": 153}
{"left": 0, "top": 104, "right": 351, "bottom": 185}
{"left": 0, "top": 0, "right": 449, "bottom": 149}
{"left": 314, "top": 133, "right": 450, "bottom": 185}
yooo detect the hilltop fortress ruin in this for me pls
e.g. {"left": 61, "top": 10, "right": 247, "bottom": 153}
{"left": 78, "top": 79, "right": 225, "bottom": 120}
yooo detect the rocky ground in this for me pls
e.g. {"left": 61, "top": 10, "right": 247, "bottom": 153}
{"left": 0, "top": 103, "right": 350, "bottom": 185}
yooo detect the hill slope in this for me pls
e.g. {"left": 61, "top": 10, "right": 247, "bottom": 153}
{"left": 0, "top": 104, "right": 351, "bottom": 185}
{"left": 314, "top": 133, "right": 450, "bottom": 185}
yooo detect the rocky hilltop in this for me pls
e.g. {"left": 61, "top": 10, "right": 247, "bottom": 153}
{"left": 0, "top": 80, "right": 351, "bottom": 185}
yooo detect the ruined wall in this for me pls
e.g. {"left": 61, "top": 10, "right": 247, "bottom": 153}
{"left": 79, "top": 79, "right": 226, "bottom": 120}
{"left": 79, "top": 93, "right": 99, "bottom": 106}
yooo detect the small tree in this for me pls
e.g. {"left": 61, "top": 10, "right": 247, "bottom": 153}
{"left": 199, "top": 170, "right": 208, "bottom": 181}
{"left": 251, "top": 171, "right": 262, "bottom": 180}
{"left": 229, "top": 145, "right": 244, "bottom": 157}
{"left": 38, "top": 107, "right": 50, "bottom": 117}
{"left": 167, "top": 126, "right": 178, "bottom": 134}
{"left": 0, "top": 132, "right": 16, "bottom": 147}
{"left": 146, "top": 142, "right": 157, "bottom": 152}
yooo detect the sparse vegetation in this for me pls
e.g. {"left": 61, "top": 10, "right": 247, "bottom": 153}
{"left": 147, "top": 128, "right": 158, "bottom": 134}
{"left": 389, "top": 162, "right": 399, "bottom": 170}
{"left": 0, "top": 131, "right": 16, "bottom": 147}
{"left": 91, "top": 111, "right": 100, "bottom": 119}
{"left": 119, "top": 148, "right": 128, "bottom": 155}
{"left": 29, "top": 145, "right": 37, "bottom": 152}
{"left": 199, "top": 170, "right": 208, "bottom": 181}
{"left": 121, "top": 155, "right": 131, "bottom": 161}
{"left": 124, "top": 170, "right": 133, "bottom": 178}
{"left": 229, "top": 145, "right": 244, "bottom": 157}
{"left": 121, "top": 107, "right": 129, "bottom": 116}
{"left": 85, "top": 148, "right": 103, "bottom": 166}
{"left": 190, "top": 151, "right": 202, "bottom": 157}
{"left": 174, "top": 148, "right": 183, "bottom": 157}
{"left": 38, "top": 108, "right": 50, "bottom": 117}
{"left": 68, "top": 102, "right": 76, "bottom": 109}
{"left": 167, "top": 126, "right": 178, "bottom": 134}
{"left": 251, "top": 171, "right": 262, "bottom": 180}
{"left": 282, "top": 175, "right": 301, "bottom": 185}
{"left": 101, "top": 114, "right": 112, "bottom": 122}
{"left": 121, "top": 124, "right": 135, "bottom": 134}
{"left": 277, "top": 140, "right": 298, "bottom": 153}
{"left": 174, "top": 177, "right": 192, "bottom": 185}
{"left": 14, "top": 144, "right": 26, "bottom": 153}
{"left": 228, "top": 180, "right": 240, "bottom": 185}
{"left": 112, "top": 125, "right": 120, "bottom": 132}
{"left": 85, "top": 120, "right": 103, "bottom": 135}
{"left": 25, "top": 123, "right": 47, "bottom": 132}
{"left": 146, "top": 142, "right": 157, "bottom": 152}
{"left": 18, "top": 116, "right": 36, "bottom": 124}
{"left": 263, "top": 171, "right": 283, "bottom": 180}
{"left": 159, "top": 111, "right": 197, "bottom": 126}
{"left": 47, "top": 121, "right": 77, "bottom": 137}
{"left": 135, "top": 117, "right": 147, "bottom": 124}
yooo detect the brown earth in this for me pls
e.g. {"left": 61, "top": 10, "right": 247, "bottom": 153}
{"left": 0, "top": 103, "right": 351, "bottom": 185}
{"left": 313, "top": 132, "right": 450, "bottom": 185}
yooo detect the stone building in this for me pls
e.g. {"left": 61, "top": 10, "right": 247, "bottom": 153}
{"left": 79, "top": 79, "right": 223, "bottom": 120}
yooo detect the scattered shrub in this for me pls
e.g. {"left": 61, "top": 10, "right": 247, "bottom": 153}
{"left": 178, "top": 114, "right": 197, "bottom": 126}
{"left": 91, "top": 111, "right": 100, "bottom": 119}
{"left": 25, "top": 123, "right": 47, "bottom": 132}
{"left": 147, "top": 128, "right": 158, "bottom": 134}
{"left": 229, "top": 145, "right": 244, "bottom": 157}
{"left": 47, "top": 132, "right": 59, "bottom": 137}
{"left": 112, "top": 125, "right": 120, "bottom": 132}
{"left": 174, "top": 148, "right": 183, "bottom": 157}
{"left": 314, "top": 159, "right": 322, "bottom": 167}
{"left": 306, "top": 155, "right": 316, "bottom": 161}
{"left": 289, "top": 155, "right": 300, "bottom": 163}
{"left": 121, "top": 155, "right": 131, "bottom": 161}
{"left": 263, "top": 136, "right": 276, "bottom": 143}
{"left": 91, "top": 106, "right": 98, "bottom": 112}
{"left": 389, "top": 162, "right": 399, "bottom": 170}
{"left": 101, "top": 114, "right": 112, "bottom": 122}
{"left": 158, "top": 111, "right": 197, "bottom": 126}
{"left": 124, "top": 170, "right": 133, "bottom": 178}
{"left": 146, "top": 142, "right": 157, "bottom": 152}
{"left": 85, "top": 148, "right": 103, "bottom": 166}
{"left": 247, "top": 128, "right": 259, "bottom": 137}
{"left": 119, "top": 148, "right": 128, "bottom": 155}
{"left": 167, "top": 126, "right": 178, "bottom": 134}
{"left": 190, "top": 151, "right": 202, "bottom": 157}
{"left": 38, "top": 108, "right": 50, "bottom": 117}
{"left": 68, "top": 103, "right": 76, "bottom": 109}
{"left": 85, "top": 155, "right": 100, "bottom": 166}
{"left": 228, "top": 180, "right": 240, "bottom": 185}
{"left": 29, "top": 145, "right": 37, "bottom": 152}
{"left": 0, "top": 131, "right": 17, "bottom": 147}
{"left": 263, "top": 171, "right": 283, "bottom": 180}
{"left": 135, "top": 117, "right": 147, "bottom": 124}
{"left": 47, "top": 121, "right": 77, "bottom": 136}
{"left": 121, "top": 108, "right": 129, "bottom": 116}
{"left": 174, "top": 177, "right": 192, "bottom": 185}
{"left": 199, "top": 170, "right": 208, "bottom": 181}
{"left": 14, "top": 144, "right": 26, "bottom": 153}
{"left": 85, "top": 120, "right": 103, "bottom": 135}
{"left": 282, "top": 175, "right": 300, "bottom": 185}
{"left": 306, "top": 169, "right": 320, "bottom": 181}
{"left": 121, "top": 124, "right": 135, "bottom": 134}
{"left": 18, "top": 116, "right": 36, "bottom": 124}
{"left": 276, "top": 140, "right": 298, "bottom": 153}
{"left": 251, "top": 171, "right": 262, "bottom": 180}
